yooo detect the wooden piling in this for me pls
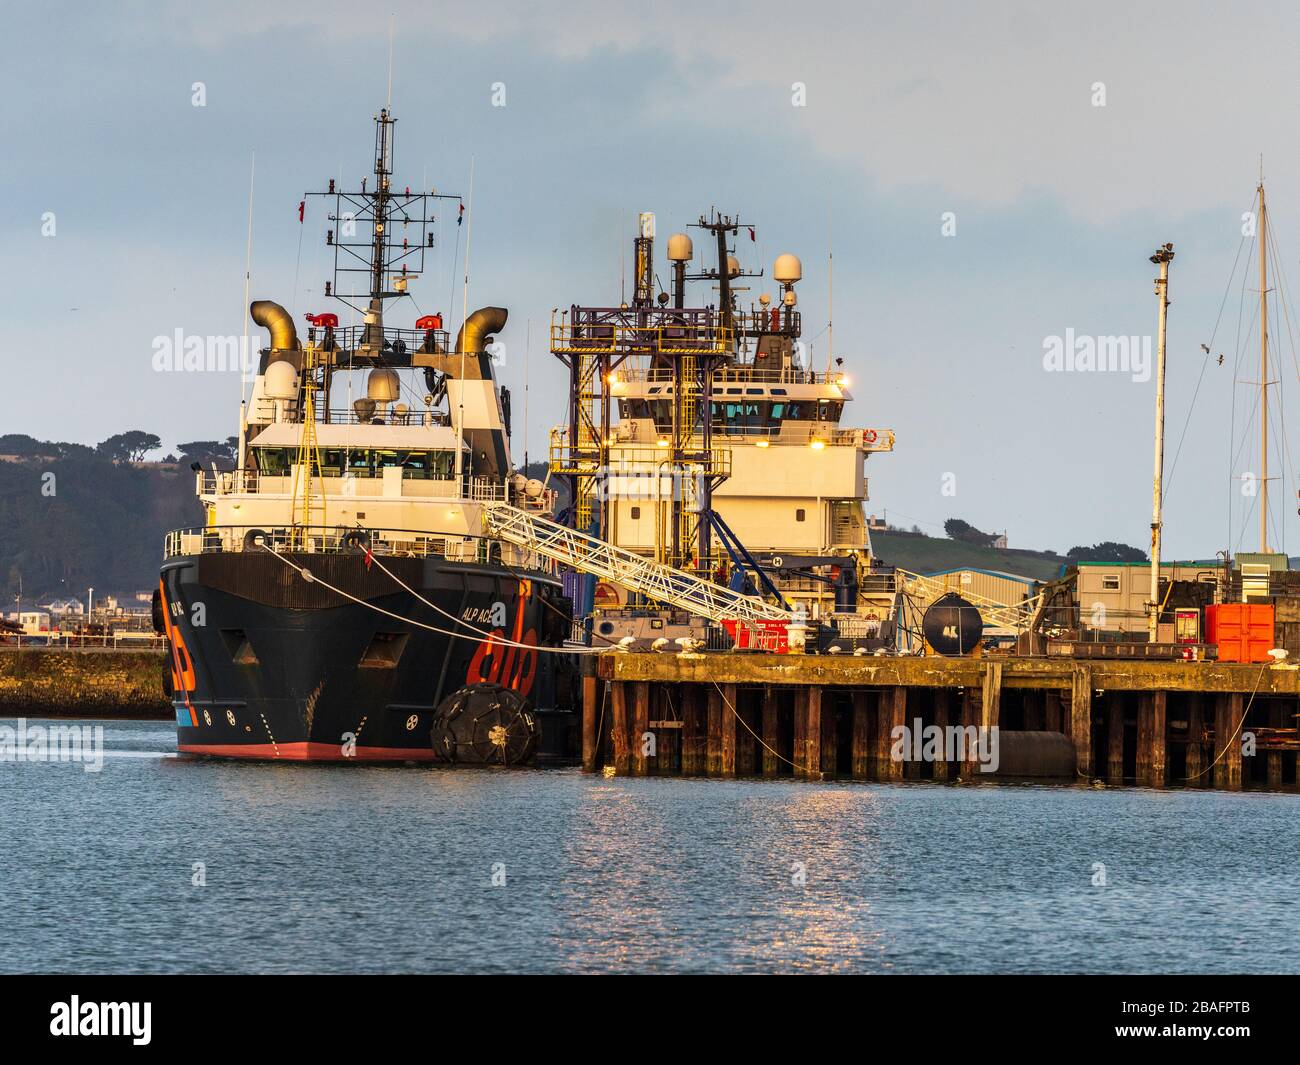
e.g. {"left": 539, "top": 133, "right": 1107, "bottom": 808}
{"left": 1070, "top": 666, "right": 1092, "bottom": 779}
{"left": 1151, "top": 690, "right": 1167, "bottom": 787}
{"left": 958, "top": 686, "right": 980, "bottom": 778}
{"left": 1022, "top": 689, "right": 1043, "bottom": 732}
{"left": 1185, "top": 693, "right": 1204, "bottom": 785}
{"left": 682, "top": 685, "right": 705, "bottom": 776}
{"left": 1107, "top": 697, "right": 1125, "bottom": 784}
{"left": 1268, "top": 702, "right": 1284, "bottom": 788}
{"left": 851, "top": 690, "right": 872, "bottom": 780}
{"left": 1213, "top": 693, "right": 1244, "bottom": 790}
{"left": 931, "top": 689, "right": 951, "bottom": 782}
{"left": 718, "top": 683, "right": 737, "bottom": 777}
{"left": 1136, "top": 691, "right": 1166, "bottom": 788}
{"left": 630, "top": 682, "right": 650, "bottom": 775}
{"left": 793, "top": 686, "right": 823, "bottom": 779}
{"left": 982, "top": 662, "right": 1002, "bottom": 734}
{"left": 876, "top": 686, "right": 905, "bottom": 781}
{"left": 582, "top": 675, "right": 599, "bottom": 773}
{"left": 706, "top": 685, "right": 722, "bottom": 776}
{"left": 821, "top": 690, "right": 838, "bottom": 777}
{"left": 611, "top": 681, "right": 630, "bottom": 775}
{"left": 761, "top": 687, "right": 781, "bottom": 776}
{"left": 735, "top": 688, "right": 757, "bottom": 776}
{"left": 1044, "top": 690, "right": 1064, "bottom": 734}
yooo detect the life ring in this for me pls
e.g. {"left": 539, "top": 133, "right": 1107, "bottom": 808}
{"left": 863, "top": 429, "right": 878, "bottom": 444}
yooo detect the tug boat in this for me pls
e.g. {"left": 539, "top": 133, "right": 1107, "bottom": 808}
{"left": 157, "top": 109, "right": 574, "bottom": 762}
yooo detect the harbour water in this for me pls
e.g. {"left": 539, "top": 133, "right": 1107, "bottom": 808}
{"left": 2, "top": 718, "right": 1297, "bottom": 974}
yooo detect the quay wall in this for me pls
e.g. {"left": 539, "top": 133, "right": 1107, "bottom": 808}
{"left": 0, "top": 648, "right": 170, "bottom": 719}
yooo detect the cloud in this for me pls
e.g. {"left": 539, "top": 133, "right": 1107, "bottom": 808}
{"left": 132, "top": 0, "right": 1300, "bottom": 222}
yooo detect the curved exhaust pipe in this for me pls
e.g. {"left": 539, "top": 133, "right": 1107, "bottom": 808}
{"left": 455, "top": 306, "right": 508, "bottom": 355}
{"left": 250, "top": 300, "right": 300, "bottom": 351}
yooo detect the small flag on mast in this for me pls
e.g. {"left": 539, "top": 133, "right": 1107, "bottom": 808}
{"left": 747, "top": 226, "right": 755, "bottom": 242}
{"left": 458, "top": 202, "right": 465, "bottom": 226}
{"left": 298, "top": 200, "right": 305, "bottom": 223}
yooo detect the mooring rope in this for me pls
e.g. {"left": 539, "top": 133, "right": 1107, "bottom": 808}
{"left": 259, "top": 544, "right": 601, "bottom": 655}
{"left": 712, "top": 681, "right": 801, "bottom": 771}
{"left": 1184, "top": 661, "right": 1269, "bottom": 781}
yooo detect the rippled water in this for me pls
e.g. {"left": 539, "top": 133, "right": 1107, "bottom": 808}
{"left": 1, "top": 718, "right": 1297, "bottom": 973}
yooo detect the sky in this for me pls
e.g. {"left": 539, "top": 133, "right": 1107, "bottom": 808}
{"left": 5, "top": 0, "right": 1300, "bottom": 559}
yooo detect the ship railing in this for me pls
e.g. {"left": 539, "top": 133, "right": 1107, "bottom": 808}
{"left": 288, "top": 325, "right": 453, "bottom": 363}
{"left": 551, "top": 322, "right": 733, "bottom": 356}
{"left": 199, "top": 468, "right": 259, "bottom": 495}
{"left": 199, "top": 470, "right": 511, "bottom": 500}
{"left": 612, "top": 366, "right": 842, "bottom": 386}
{"left": 464, "top": 477, "right": 508, "bottom": 502}
{"left": 548, "top": 444, "right": 732, "bottom": 479}
{"left": 316, "top": 407, "right": 453, "bottom": 427}
{"left": 706, "top": 425, "right": 894, "bottom": 450}
{"left": 163, "top": 524, "right": 558, "bottom": 573}
{"left": 551, "top": 424, "right": 892, "bottom": 453}
{"left": 241, "top": 407, "right": 454, "bottom": 427}
{"left": 733, "top": 309, "right": 802, "bottom": 337}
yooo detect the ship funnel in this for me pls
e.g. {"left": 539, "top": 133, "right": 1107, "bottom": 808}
{"left": 455, "top": 306, "right": 508, "bottom": 355}
{"left": 250, "top": 300, "right": 300, "bottom": 351}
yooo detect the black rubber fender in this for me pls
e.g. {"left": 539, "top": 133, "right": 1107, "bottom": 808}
{"left": 430, "top": 684, "right": 538, "bottom": 765}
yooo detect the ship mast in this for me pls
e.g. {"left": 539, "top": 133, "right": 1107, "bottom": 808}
{"left": 1258, "top": 176, "right": 1271, "bottom": 552}
{"left": 371, "top": 109, "right": 394, "bottom": 308}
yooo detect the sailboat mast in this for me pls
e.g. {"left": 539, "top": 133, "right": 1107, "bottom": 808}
{"left": 1148, "top": 243, "right": 1174, "bottom": 643}
{"left": 1258, "top": 179, "right": 1270, "bottom": 552}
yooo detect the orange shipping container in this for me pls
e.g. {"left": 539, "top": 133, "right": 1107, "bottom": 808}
{"left": 1205, "top": 603, "right": 1275, "bottom": 663}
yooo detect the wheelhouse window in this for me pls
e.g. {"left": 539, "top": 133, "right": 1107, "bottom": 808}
{"left": 253, "top": 447, "right": 456, "bottom": 479}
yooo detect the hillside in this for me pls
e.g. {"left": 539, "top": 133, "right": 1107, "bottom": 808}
{"left": 0, "top": 453, "right": 201, "bottom": 602}
{"left": 869, "top": 530, "right": 1070, "bottom": 582}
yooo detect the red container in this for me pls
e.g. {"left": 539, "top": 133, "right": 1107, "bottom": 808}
{"left": 721, "top": 619, "right": 790, "bottom": 653}
{"left": 1205, "top": 603, "right": 1274, "bottom": 663}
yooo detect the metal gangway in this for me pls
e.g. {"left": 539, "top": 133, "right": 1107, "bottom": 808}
{"left": 481, "top": 503, "right": 793, "bottom": 625}
{"left": 893, "top": 568, "right": 1042, "bottom": 634}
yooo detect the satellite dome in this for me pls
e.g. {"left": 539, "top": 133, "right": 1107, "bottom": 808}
{"left": 773, "top": 253, "right": 803, "bottom": 283}
{"left": 367, "top": 368, "right": 400, "bottom": 402}
{"left": 263, "top": 360, "right": 298, "bottom": 400}
{"left": 667, "top": 233, "right": 693, "bottom": 262}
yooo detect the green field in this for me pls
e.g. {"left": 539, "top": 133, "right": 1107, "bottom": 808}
{"left": 869, "top": 531, "right": 1070, "bottom": 582}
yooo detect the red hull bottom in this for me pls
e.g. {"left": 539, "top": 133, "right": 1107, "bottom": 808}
{"left": 177, "top": 741, "right": 437, "bottom": 762}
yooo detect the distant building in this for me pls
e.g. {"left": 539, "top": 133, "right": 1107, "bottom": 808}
{"left": 18, "top": 611, "right": 51, "bottom": 635}
{"left": 1073, "top": 560, "right": 1221, "bottom": 637}
{"left": 39, "top": 597, "right": 84, "bottom": 617}
{"left": 922, "top": 567, "right": 1038, "bottom": 609}
{"left": 993, "top": 533, "right": 1008, "bottom": 550}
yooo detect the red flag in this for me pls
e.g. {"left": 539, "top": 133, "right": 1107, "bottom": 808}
{"left": 298, "top": 200, "right": 305, "bottom": 223}
{"left": 747, "top": 226, "right": 755, "bottom": 242}
{"left": 458, "top": 202, "right": 465, "bottom": 226}
{"left": 363, "top": 545, "right": 374, "bottom": 570}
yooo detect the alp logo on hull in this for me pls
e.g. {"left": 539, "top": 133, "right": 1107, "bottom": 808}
{"left": 466, "top": 581, "right": 539, "bottom": 697}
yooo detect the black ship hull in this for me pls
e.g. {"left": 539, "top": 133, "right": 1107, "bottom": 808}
{"left": 158, "top": 550, "right": 575, "bottom": 762}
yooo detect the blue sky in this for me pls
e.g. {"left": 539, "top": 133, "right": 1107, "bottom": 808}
{"left": 5, "top": 1, "right": 1300, "bottom": 559}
